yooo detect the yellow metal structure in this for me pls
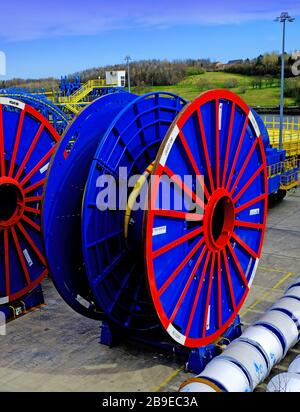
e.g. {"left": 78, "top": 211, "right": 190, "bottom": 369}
{"left": 267, "top": 156, "right": 299, "bottom": 190}
{"left": 263, "top": 116, "right": 299, "bottom": 191}
{"left": 263, "top": 116, "right": 300, "bottom": 191}
{"left": 57, "top": 79, "right": 106, "bottom": 104}
{"left": 263, "top": 115, "right": 300, "bottom": 157}
{"left": 48, "top": 79, "right": 107, "bottom": 114}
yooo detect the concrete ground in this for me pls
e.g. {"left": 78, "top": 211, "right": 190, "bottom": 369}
{"left": 0, "top": 189, "right": 299, "bottom": 392}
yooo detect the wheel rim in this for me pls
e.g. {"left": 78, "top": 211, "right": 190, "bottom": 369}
{"left": 0, "top": 97, "right": 59, "bottom": 304}
{"left": 145, "top": 90, "right": 268, "bottom": 347}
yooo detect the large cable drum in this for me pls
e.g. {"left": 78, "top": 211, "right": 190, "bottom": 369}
{"left": 0, "top": 97, "right": 59, "bottom": 304}
{"left": 0, "top": 93, "right": 69, "bottom": 135}
{"left": 145, "top": 90, "right": 268, "bottom": 346}
{"left": 43, "top": 89, "right": 268, "bottom": 348}
{"left": 82, "top": 92, "right": 186, "bottom": 330}
{"left": 42, "top": 93, "right": 138, "bottom": 319}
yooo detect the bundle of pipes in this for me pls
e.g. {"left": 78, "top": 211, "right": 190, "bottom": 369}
{"left": 179, "top": 277, "right": 300, "bottom": 392}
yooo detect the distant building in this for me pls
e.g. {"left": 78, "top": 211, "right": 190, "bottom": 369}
{"left": 292, "top": 51, "right": 300, "bottom": 60}
{"left": 105, "top": 71, "right": 126, "bottom": 87}
{"left": 214, "top": 61, "right": 225, "bottom": 70}
{"left": 227, "top": 59, "right": 243, "bottom": 66}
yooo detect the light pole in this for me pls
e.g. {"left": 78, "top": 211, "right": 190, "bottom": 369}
{"left": 275, "top": 12, "right": 295, "bottom": 150}
{"left": 125, "top": 56, "right": 132, "bottom": 92}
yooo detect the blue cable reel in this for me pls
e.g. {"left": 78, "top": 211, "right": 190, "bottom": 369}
{"left": 0, "top": 93, "right": 69, "bottom": 135}
{"left": 145, "top": 90, "right": 268, "bottom": 347}
{"left": 82, "top": 90, "right": 268, "bottom": 345}
{"left": 43, "top": 89, "right": 268, "bottom": 348}
{"left": 0, "top": 97, "right": 59, "bottom": 305}
{"left": 43, "top": 91, "right": 186, "bottom": 323}
{"left": 42, "top": 93, "right": 138, "bottom": 319}
{"left": 82, "top": 92, "right": 186, "bottom": 331}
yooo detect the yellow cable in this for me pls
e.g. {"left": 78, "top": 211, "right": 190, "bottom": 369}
{"left": 124, "top": 162, "right": 154, "bottom": 239}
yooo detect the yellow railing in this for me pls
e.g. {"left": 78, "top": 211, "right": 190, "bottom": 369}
{"left": 263, "top": 116, "right": 300, "bottom": 157}
{"left": 267, "top": 155, "right": 299, "bottom": 190}
{"left": 267, "top": 162, "right": 284, "bottom": 178}
{"left": 57, "top": 79, "right": 106, "bottom": 104}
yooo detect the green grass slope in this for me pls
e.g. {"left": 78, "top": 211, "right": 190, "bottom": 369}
{"left": 132, "top": 71, "right": 296, "bottom": 107}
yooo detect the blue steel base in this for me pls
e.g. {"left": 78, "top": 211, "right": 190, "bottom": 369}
{"left": 99, "top": 316, "right": 242, "bottom": 375}
{"left": 0, "top": 284, "right": 44, "bottom": 322}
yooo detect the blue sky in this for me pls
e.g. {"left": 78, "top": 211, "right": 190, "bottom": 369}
{"left": 1, "top": 0, "right": 300, "bottom": 79}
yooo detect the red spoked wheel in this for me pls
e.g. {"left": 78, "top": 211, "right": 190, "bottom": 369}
{"left": 0, "top": 97, "right": 59, "bottom": 304}
{"left": 145, "top": 90, "right": 268, "bottom": 347}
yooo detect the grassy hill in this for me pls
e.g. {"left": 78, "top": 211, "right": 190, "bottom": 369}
{"left": 3, "top": 70, "right": 297, "bottom": 108}
{"left": 132, "top": 71, "right": 296, "bottom": 107}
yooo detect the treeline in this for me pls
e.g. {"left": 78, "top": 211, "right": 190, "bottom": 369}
{"left": 79, "top": 59, "right": 213, "bottom": 86}
{"left": 0, "top": 59, "right": 213, "bottom": 90}
{"left": 224, "top": 52, "right": 299, "bottom": 77}
{"left": 0, "top": 77, "right": 58, "bottom": 91}
{"left": 285, "top": 78, "right": 300, "bottom": 104}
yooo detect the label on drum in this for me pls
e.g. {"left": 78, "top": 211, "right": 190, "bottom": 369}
{"left": 159, "top": 125, "right": 179, "bottom": 167}
{"left": 167, "top": 323, "right": 186, "bottom": 345}
{"left": 39, "top": 163, "right": 49, "bottom": 174}
{"left": 23, "top": 249, "right": 33, "bottom": 267}
{"left": 206, "top": 305, "right": 211, "bottom": 330}
{"left": 249, "top": 111, "right": 261, "bottom": 138}
{"left": 152, "top": 226, "right": 167, "bottom": 236}
{"left": 248, "top": 258, "right": 259, "bottom": 288}
{"left": 0, "top": 296, "right": 9, "bottom": 305}
{"left": 250, "top": 208, "right": 260, "bottom": 216}
{"left": 0, "top": 97, "right": 25, "bottom": 110}
{"left": 76, "top": 295, "right": 91, "bottom": 309}
{"left": 219, "top": 103, "right": 223, "bottom": 131}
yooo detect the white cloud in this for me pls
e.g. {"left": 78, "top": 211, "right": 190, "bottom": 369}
{"left": 0, "top": 0, "right": 299, "bottom": 42}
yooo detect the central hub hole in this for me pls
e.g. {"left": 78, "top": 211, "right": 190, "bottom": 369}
{"left": 211, "top": 196, "right": 235, "bottom": 247}
{"left": 212, "top": 198, "right": 226, "bottom": 242}
{"left": 0, "top": 183, "right": 22, "bottom": 222}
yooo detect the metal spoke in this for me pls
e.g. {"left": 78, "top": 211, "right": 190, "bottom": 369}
{"left": 168, "top": 244, "right": 206, "bottom": 323}
{"left": 226, "top": 115, "right": 249, "bottom": 191}
{"left": 158, "top": 237, "right": 205, "bottom": 296}
{"left": 229, "top": 139, "right": 258, "bottom": 195}
{"left": 202, "top": 252, "right": 216, "bottom": 336}
{"left": 8, "top": 110, "right": 25, "bottom": 177}
{"left": 178, "top": 130, "right": 209, "bottom": 200}
{"left": 222, "top": 103, "right": 235, "bottom": 187}
{"left": 11, "top": 227, "right": 31, "bottom": 285}
{"left": 163, "top": 165, "right": 205, "bottom": 209}
{"left": 185, "top": 251, "right": 211, "bottom": 336}
{"left": 14, "top": 124, "right": 44, "bottom": 181}
{"left": 197, "top": 110, "right": 215, "bottom": 192}
{"left": 153, "top": 226, "right": 203, "bottom": 259}
{"left": 233, "top": 165, "right": 264, "bottom": 204}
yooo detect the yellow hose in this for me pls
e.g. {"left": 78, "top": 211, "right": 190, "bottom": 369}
{"left": 124, "top": 162, "right": 154, "bottom": 239}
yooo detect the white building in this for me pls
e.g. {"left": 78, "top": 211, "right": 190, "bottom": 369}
{"left": 106, "top": 71, "right": 126, "bottom": 87}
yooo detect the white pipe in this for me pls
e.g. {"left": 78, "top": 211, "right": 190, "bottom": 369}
{"left": 180, "top": 357, "right": 252, "bottom": 392}
{"left": 180, "top": 277, "right": 300, "bottom": 392}
{"left": 242, "top": 325, "right": 284, "bottom": 368}
{"left": 216, "top": 338, "right": 269, "bottom": 389}
{"left": 267, "top": 373, "right": 300, "bottom": 392}
{"left": 288, "top": 355, "right": 300, "bottom": 374}
{"left": 266, "top": 354, "right": 300, "bottom": 392}
{"left": 254, "top": 310, "right": 299, "bottom": 356}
